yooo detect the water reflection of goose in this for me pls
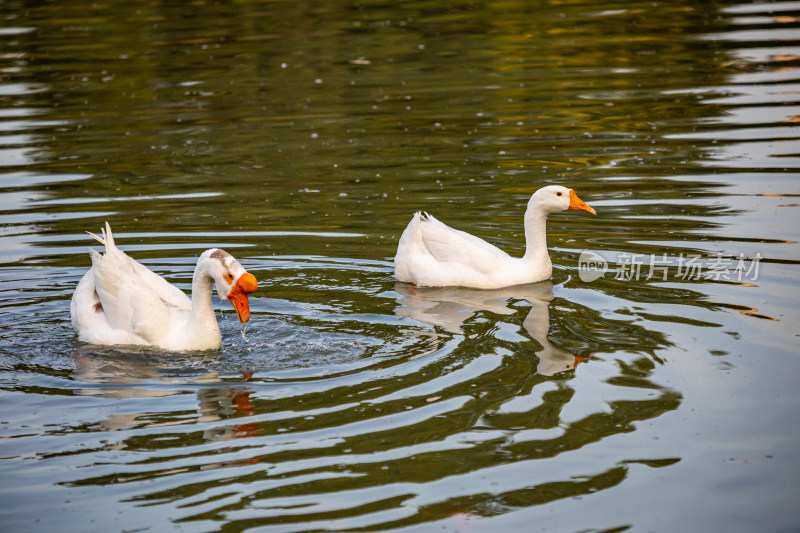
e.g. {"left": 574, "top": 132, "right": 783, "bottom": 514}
{"left": 73, "top": 353, "right": 258, "bottom": 439}
{"left": 70, "top": 222, "right": 258, "bottom": 351}
{"left": 394, "top": 186, "right": 595, "bottom": 289}
{"left": 394, "top": 281, "right": 587, "bottom": 376}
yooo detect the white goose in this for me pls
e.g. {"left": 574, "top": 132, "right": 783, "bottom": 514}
{"left": 394, "top": 185, "right": 596, "bottom": 289}
{"left": 71, "top": 222, "right": 258, "bottom": 351}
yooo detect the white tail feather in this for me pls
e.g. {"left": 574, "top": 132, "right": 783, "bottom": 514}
{"left": 86, "top": 231, "right": 104, "bottom": 246}
{"left": 86, "top": 222, "right": 116, "bottom": 250}
{"left": 103, "top": 221, "right": 115, "bottom": 248}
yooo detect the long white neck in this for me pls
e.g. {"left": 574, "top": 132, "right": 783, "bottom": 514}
{"left": 522, "top": 203, "right": 550, "bottom": 264}
{"left": 187, "top": 261, "right": 221, "bottom": 339}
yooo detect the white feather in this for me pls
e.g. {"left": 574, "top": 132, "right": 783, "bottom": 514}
{"left": 71, "top": 223, "right": 257, "bottom": 351}
{"left": 394, "top": 185, "right": 595, "bottom": 289}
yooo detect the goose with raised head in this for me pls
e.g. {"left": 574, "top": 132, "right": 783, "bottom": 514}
{"left": 71, "top": 222, "right": 258, "bottom": 351}
{"left": 394, "top": 185, "right": 595, "bottom": 289}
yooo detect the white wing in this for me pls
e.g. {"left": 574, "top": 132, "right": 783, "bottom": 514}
{"left": 73, "top": 223, "right": 191, "bottom": 345}
{"left": 418, "top": 213, "right": 511, "bottom": 275}
{"left": 88, "top": 222, "right": 190, "bottom": 310}
{"left": 89, "top": 247, "right": 177, "bottom": 343}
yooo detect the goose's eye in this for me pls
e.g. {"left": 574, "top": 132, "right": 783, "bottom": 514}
{"left": 556, "top": 192, "right": 562, "bottom": 197}
{"left": 225, "top": 273, "right": 234, "bottom": 283}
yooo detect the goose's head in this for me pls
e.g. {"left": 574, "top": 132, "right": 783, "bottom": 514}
{"left": 529, "top": 185, "right": 596, "bottom": 215}
{"left": 200, "top": 249, "right": 259, "bottom": 323}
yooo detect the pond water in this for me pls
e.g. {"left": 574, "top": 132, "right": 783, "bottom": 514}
{"left": 1, "top": 0, "right": 799, "bottom": 531}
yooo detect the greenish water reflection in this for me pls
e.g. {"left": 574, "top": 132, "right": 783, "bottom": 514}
{"left": 1, "top": 0, "right": 799, "bottom": 532}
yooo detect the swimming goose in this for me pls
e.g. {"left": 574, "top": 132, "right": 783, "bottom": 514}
{"left": 71, "top": 222, "right": 258, "bottom": 351}
{"left": 394, "top": 185, "right": 595, "bottom": 289}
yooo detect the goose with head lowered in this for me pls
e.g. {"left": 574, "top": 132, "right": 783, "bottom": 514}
{"left": 394, "top": 185, "right": 596, "bottom": 289}
{"left": 71, "top": 222, "right": 258, "bottom": 351}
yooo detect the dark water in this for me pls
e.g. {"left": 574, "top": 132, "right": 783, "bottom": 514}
{"left": 1, "top": 0, "right": 799, "bottom": 531}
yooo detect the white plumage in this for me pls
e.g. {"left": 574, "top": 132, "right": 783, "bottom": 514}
{"left": 394, "top": 185, "right": 595, "bottom": 289}
{"left": 71, "top": 223, "right": 258, "bottom": 351}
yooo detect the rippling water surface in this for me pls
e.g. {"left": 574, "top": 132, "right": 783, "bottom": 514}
{"left": 1, "top": 1, "right": 799, "bottom": 532}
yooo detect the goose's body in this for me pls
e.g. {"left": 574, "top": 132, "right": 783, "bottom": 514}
{"left": 394, "top": 185, "right": 595, "bottom": 289}
{"left": 71, "top": 223, "right": 258, "bottom": 351}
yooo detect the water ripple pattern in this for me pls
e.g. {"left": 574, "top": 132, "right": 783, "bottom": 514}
{"left": 0, "top": 1, "right": 798, "bottom": 533}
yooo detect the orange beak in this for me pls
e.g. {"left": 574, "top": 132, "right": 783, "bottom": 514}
{"left": 568, "top": 189, "right": 596, "bottom": 215}
{"left": 227, "top": 272, "right": 258, "bottom": 323}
